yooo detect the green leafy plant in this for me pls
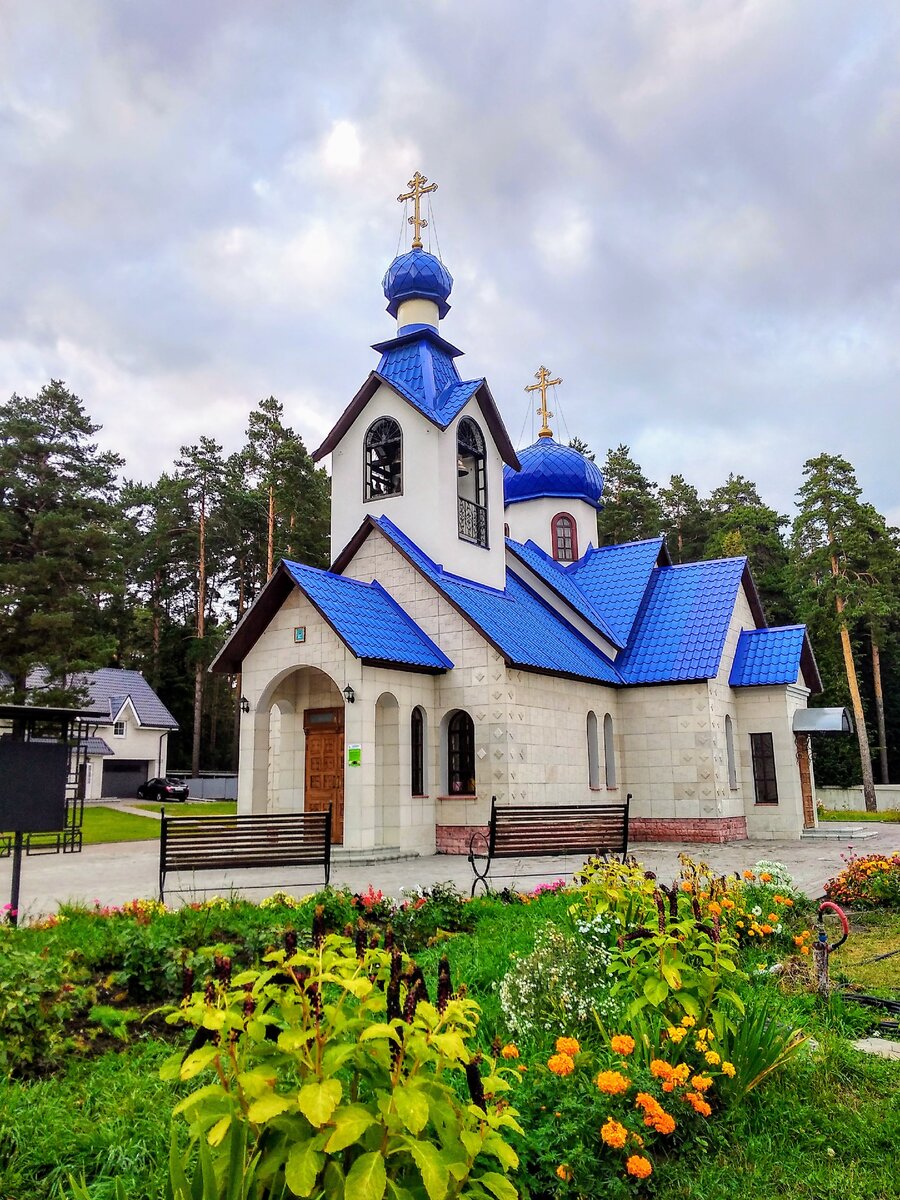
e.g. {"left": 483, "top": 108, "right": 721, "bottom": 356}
{"left": 156, "top": 924, "right": 522, "bottom": 1199}
{"left": 713, "top": 998, "right": 808, "bottom": 1103}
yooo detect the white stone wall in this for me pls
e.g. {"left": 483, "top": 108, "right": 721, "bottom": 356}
{"left": 504, "top": 494, "right": 599, "bottom": 564}
{"left": 735, "top": 684, "right": 811, "bottom": 839}
{"left": 618, "top": 682, "right": 718, "bottom": 820}
{"left": 817, "top": 785, "right": 900, "bottom": 812}
{"left": 329, "top": 384, "right": 507, "bottom": 590}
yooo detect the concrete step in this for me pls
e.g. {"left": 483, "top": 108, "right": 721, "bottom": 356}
{"left": 801, "top": 824, "right": 878, "bottom": 840}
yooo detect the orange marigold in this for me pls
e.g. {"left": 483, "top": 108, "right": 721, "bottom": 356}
{"left": 610, "top": 1034, "right": 635, "bottom": 1056}
{"left": 635, "top": 1092, "right": 664, "bottom": 1117}
{"left": 683, "top": 1091, "right": 712, "bottom": 1117}
{"left": 691, "top": 1075, "right": 713, "bottom": 1092}
{"left": 596, "top": 1070, "right": 630, "bottom": 1095}
{"left": 601, "top": 1118, "right": 629, "bottom": 1149}
{"left": 672, "top": 1063, "right": 690, "bottom": 1084}
{"left": 556, "top": 1164, "right": 572, "bottom": 1181}
{"left": 662, "top": 1080, "right": 675, "bottom": 1093}
{"left": 626, "top": 1155, "right": 653, "bottom": 1179}
{"left": 556, "top": 1036, "right": 581, "bottom": 1057}
{"left": 652, "top": 1112, "right": 676, "bottom": 1135}
{"left": 548, "top": 1053, "right": 575, "bottom": 1077}
{"left": 650, "top": 1059, "right": 672, "bottom": 1079}
{"left": 501, "top": 1043, "right": 520, "bottom": 1059}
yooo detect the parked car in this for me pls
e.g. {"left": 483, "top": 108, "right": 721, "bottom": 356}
{"left": 136, "top": 777, "right": 190, "bottom": 802}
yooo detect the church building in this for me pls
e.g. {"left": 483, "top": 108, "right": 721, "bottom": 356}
{"left": 212, "top": 176, "right": 823, "bottom": 858}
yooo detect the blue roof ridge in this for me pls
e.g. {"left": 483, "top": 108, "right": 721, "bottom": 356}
{"left": 508, "top": 569, "right": 623, "bottom": 682}
{"left": 505, "top": 537, "right": 623, "bottom": 647}
{"left": 569, "top": 535, "right": 665, "bottom": 573}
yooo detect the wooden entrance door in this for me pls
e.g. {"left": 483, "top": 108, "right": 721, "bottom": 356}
{"left": 304, "top": 707, "right": 344, "bottom": 844}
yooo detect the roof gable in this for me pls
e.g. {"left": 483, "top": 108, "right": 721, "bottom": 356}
{"left": 730, "top": 626, "right": 822, "bottom": 692}
{"left": 566, "top": 539, "right": 666, "bottom": 645}
{"left": 24, "top": 667, "right": 178, "bottom": 728}
{"left": 616, "top": 557, "right": 747, "bottom": 684}
{"left": 372, "top": 517, "right": 622, "bottom": 686}
{"left": 210, "top": 558, "right": 452, "bottom": 675}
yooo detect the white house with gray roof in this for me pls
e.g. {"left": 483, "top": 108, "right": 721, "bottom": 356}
{"left": 2, "top": 668, "right": 179, "bottom": 799}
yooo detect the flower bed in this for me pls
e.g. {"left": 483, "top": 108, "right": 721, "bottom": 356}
{"left": 0, "top": 857, "right": 875, "bottom": 1200}
{"left": 825, "top": 847, "right": 900, "bottom": 908}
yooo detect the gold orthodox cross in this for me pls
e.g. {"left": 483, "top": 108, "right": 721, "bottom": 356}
{"left": 397, "top": 172, "right": 438, "bottom": 249}
{"left": 525, "top": 365, "right": 562, "bottom": 438}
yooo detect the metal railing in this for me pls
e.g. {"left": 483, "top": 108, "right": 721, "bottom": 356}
{"left": 458, "top": 497, "right": 488, "bottom": 547}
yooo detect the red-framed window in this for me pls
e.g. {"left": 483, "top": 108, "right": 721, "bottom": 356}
{"left": 552, "top": 512, "right": 578, "bottom": 561}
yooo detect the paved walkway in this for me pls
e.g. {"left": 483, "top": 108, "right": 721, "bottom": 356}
{"left": 2, "top": 826, "right": 898, "bottom": 920}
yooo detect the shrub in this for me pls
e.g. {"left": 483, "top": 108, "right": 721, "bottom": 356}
{"left": 825, "top": 850, "right": 900, "bottom": 908}
{"left": 155, "top": 925, "right": 522, "bottom": 1199}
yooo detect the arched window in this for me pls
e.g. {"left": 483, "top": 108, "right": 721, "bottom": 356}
{"left": 456, "top": 418, "right": 488, "bottom": 547}
{"left": 364, "top": 417, "right": 402, "bottom": 500}
{"left": 603, "top": 713, "right": 617, "bottom": 788}
{"left": 725, "top": 715, "right": 738, "bottom": 790}
{"left": 447, "top": 710, "right": 476, "bottom": 795}
{"left": 411, "top": 706, "right": 426, "bottom": 796}
{"left": 587, "top": 711, "right": 600, "bottom": 789}
{"left": 552, "top": 513, "right": 578, "bottom": 562}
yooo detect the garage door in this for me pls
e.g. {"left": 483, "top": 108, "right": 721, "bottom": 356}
{"left": 101, "top": 760, "right": 150, "bottom": 799}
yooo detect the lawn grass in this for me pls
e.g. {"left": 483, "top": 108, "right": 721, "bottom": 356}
{"left": 77, "top": 806, "right": 159, "bottom": 845}
{"left": 819, "top": 807, "right": 900, "bottom": 822}
{"left": 834, "top": 909, "right": 900, "bottom": 993}
{"left": 135, "top": 800, "right": 236, "bottom": 817}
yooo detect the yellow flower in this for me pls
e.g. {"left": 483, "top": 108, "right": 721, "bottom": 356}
{"left": 626, "top": 1155, "right": 653, "bottom": 1179}
{"left": 691, "top": 1075, "right": 713, "bottom": 1092}
{"left": 721, "top": 1061, "right": 736, "bottom": 1077}
{"left": 501, "top": 1043, "right": 519, "bottom": 1059}
{"left": 666, "top": 1025, "right": 686, "bottom": 1043}
{"left": 596, "top": 1070, "right": 630, "bottom": 1095}
{"left": 610, "top": 1034, "right": 635, "bottom": 1056}
{"left": 556, "top": 1164, "right": 572, "bottom": 1181}
{"left": 548, "top": 1053, "right": 575, "bottom": 1077}
{"left": 556, "top": 1036, "right": 581, "bottom": 1057}
{"left": 601, "top": 1118, "right": 628, "bottom": 1149}
{"left": 705, "top": 1050, "right": 721, "bottom": 1066}
{"left": 680, "top": 1014, "right": 696, "bottom": 1028}
{"left": 697, "top": 1029, "right": 713, "bottom": 1041}
{"left": 672, "top": 1063, "right": 690, "bottom": 1084}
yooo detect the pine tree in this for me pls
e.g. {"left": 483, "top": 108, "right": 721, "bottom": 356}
{"left": 705, "top": 474, "right": 791, "bottom": 621}
{"left": 792, "top": 453, "right": 878, "bottom": 810}
{"left": 0, "top": 381, "right": 123, "bottom": 702}
{"left": 659, "top": 474, "right": 710, "bottom": 563}
{"left": 595, "top": 444, "right": 663, "bottom": 546}
{"left": 567, "top": 435, "right": 596, "bottom": 462}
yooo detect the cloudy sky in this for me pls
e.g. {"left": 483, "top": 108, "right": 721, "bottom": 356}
{"left": 3, "top": 1, "right": 899, "bottom": 523}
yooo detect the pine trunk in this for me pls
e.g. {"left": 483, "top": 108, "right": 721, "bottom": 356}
{"left": 232, "top": 561, "right": 246, "bottom": 773}
{"left": 191, "top": 493, "right": 207, "bottom": 777}
{"left": 872, "top": 635, "right": 890, "bottom": 785}
{"left": 832, "top": 556, "right": 876, "bottom": 810}
{"left": 266, "top": 485, "right": 275, "bottom": 579}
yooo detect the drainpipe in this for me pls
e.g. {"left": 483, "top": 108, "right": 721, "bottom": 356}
{"left": 158, "top": 731, "right": 167, "bottom": 778}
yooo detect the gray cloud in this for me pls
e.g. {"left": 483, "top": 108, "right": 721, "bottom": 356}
{"left": 2, "top": 0, "right": 899, "bottom": 522}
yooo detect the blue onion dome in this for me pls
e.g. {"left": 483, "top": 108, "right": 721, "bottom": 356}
{"left": 504, "top": 437, "right": 605, "bottom": 509}
{"left": 382, "top": 248, "right": 453, "bottom": 319}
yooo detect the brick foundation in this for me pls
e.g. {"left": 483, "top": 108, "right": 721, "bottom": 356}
{"left": 436, "top": 824, "right": 489, "bottom": 855}
{"left": 438, "top": 816, "right": 748, "bottom": 853}
{"left": 629, "top": 816, "right": 748, "bottom": 845}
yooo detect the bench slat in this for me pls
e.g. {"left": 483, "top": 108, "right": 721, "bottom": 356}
{"left": 159, "top": 811, "right": 331, "bottom": 901}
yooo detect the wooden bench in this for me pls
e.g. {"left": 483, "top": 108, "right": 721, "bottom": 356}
{"left": 158, "top": 809, "right": 331, "bottom": 902}
{"left": 467, "top": 795, "right": 631, "bottom": 896}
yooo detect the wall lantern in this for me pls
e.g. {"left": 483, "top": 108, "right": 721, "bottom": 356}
{"left": 239, "top": 696, "right": 250, "bottom": 714}
{"left": 343, "top": 685, "right": 356, "bottom": 705}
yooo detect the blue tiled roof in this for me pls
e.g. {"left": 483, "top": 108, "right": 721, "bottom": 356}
{"left": 730, "top": 626, "right": 806, "bottom": 687}
{"left": 382, "top": 248, "right": 453, "bottom": 319}
{"left": 567, "top": 539, "right": 664, "bottom": 646}
{"left": 504, "top": 438, "right": 605, "bottom": 508}
{"left": 616, "top": 558, "right": 747, "bottom": 684}
{"left": 282, "top": 560, "right": 452, "bottom": 671}
{"left": 373, "top": 518, "right": 622, "bottom": 685}
{"left": 372, "top": 326, "right": 483, "bottom": 429}
{"left": 505, "top": 537, "right": 622, "bottom": 647}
